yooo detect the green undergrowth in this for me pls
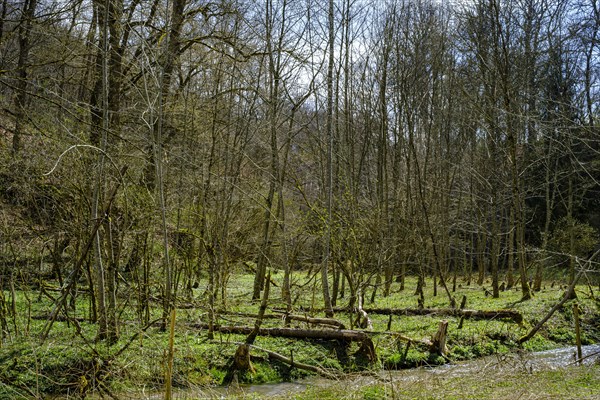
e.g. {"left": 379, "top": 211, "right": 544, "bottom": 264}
{"left": 1, "top": 273, "right": 599, "bottom": 398}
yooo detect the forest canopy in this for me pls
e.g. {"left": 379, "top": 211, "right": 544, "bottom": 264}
{"left": 0, "top": 0, "right": 599, "bottom": 339}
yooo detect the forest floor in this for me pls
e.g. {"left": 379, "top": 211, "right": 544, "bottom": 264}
{"left": 1, "top": 272, "right": 599, "bottom": 399}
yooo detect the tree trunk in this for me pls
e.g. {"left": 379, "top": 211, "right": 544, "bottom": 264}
{"left": 11, "top": 0, "right": 37, "bottom": 155}
{"left": 506, "top": 208, "right": 515, "bottom": 289}
{"left": 321, "top": 0, "right": 335, "bottom": 318}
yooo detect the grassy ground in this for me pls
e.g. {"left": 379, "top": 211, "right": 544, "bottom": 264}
{"left": 1, "top": 271, "right": 599, "bottom": 398}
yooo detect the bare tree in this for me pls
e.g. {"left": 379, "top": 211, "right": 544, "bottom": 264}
{"left": 11, "top": 0, "right": 37, "bottom": 154}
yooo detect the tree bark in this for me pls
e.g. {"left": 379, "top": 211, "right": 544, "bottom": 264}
{"left": 429, "top": 320, "right": 449, "bottom": 356}
{"left": 350, "top": 307, "right": 523, "bottom": 324}
{"left": 321, "top": 0, "right": 336, "bottom": 318}
{"left": 192, "top": 325, "right": 372, "bottom": 342}
{"left": 241, "top": 343, "right": 338, "bottom": 379}
{"left": 11, "top": 0, "right": 37, "bottom": 155}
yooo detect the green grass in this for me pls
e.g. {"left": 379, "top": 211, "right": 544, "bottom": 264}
{"left": 0, "top": 272, "right": 598, "bottom": 398}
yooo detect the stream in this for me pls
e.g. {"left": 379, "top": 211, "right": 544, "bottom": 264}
{"left": 116, "top": 345, "right": 600, "bottom": 399}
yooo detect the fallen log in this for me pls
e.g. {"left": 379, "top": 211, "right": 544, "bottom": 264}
{"left": 458, "top": 309, "right": 523, "bottom": 324}
{"left": 192, "top": 310, "right": 346, "bottom": 329}
{"left": 191, "top": 320, "right": 429, "bottom": 348}
{"left": 192, "top": 310, "right": 285, "bottom": 321}
{"left": 42, "top": 285, "right": 92, "bottom": 293}
{"left": 271, "top": 311, "right": 346, "bottom": 329}
{"left": 193, "top": 323, "right": 377, "bottom": 364}
{"left": 518, "top": 268, "right": 585, "bottom": 344}
{"left": 32, "top": 314, "right": 88, "bottom": 323}
{"left": 221, "top": 311, "right": 345, "bottom": 329}
{"left": 357, "top": 307, "right": 523, "bottom": 324}
{"left": 190, "top": 323, "right": 370, "bottom": 342}
{"left": 235, "top": 342, "right": 339, "bottom": 379}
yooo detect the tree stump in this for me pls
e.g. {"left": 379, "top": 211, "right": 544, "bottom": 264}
{"left": 459, "top": 295, "right": 467, "bottom": 309}
{"left": 232, "top": 343, "right": 255, "bottom": 373}
{"left": 354, "top": 337, "right": 377, "bottom": 365}
{"left": 430, "top": 320, "right": 449, "bottom": 356}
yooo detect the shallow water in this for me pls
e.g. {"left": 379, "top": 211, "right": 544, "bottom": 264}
{"left": 526, "top": 344, "right": 600, "bottom": 367}
{"left": 107, "top": 345, "right": 600, "bottom": 399}
{"left": 429, "top": 344, "right": 600, "bottom": 377}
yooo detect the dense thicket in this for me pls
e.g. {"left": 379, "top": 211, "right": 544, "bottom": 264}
{"left": 0, "top": 0, "right": 598, "bottom": 341}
